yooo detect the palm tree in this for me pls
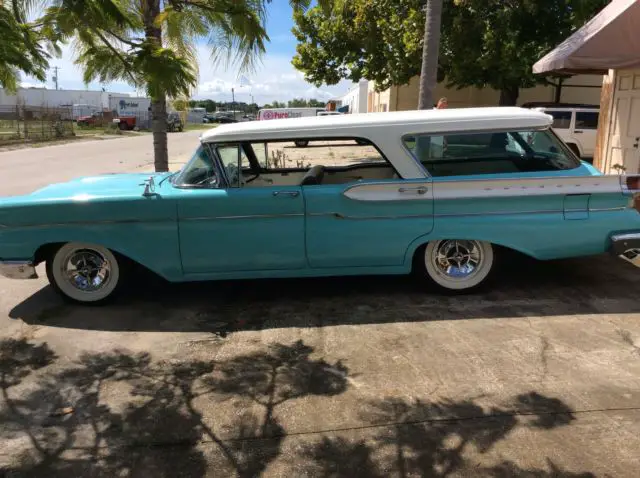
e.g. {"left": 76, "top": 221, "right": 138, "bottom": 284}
{"left": 417, "top": 0, "right": 443, "bottom": 110}
{"left": 0, "top": 0, "right": 53, "bottom": 92}
{"left": 43, "top": 0, "right": 313, "bottom": 172}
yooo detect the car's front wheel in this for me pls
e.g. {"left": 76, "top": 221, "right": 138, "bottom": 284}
{"left": 419, "top": 239, "right": 495, "bottom": 293}
{"left": 46, "top": 242, "right": 123, "bottom": 304}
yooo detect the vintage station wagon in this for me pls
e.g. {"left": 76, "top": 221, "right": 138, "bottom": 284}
{"left": 1, "top": 107, "right": 639, "bottom": 304}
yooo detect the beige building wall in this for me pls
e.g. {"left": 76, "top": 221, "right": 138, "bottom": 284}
{"left": 368, "top": 75, "right": 603, "bottom": 112}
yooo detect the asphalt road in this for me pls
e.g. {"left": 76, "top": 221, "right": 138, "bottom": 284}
{"left": 0, "top": 130, "right": 202, "bottom": 197}
{"left": 1, "top": 137, "right": 640, "bottom": 476}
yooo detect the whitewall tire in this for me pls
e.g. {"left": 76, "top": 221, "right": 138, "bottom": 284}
{"left": 421, "top": 240, "right": 495, "bottom": 292}
{"left": 46, "top": 242, "right": 122, "bottom": 304}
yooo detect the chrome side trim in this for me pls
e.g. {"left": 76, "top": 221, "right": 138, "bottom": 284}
{"left": 0, "top": 261, "right": 38, "bottom": 280}
{"left": 183, "top": 213, "right": 304, "bottom": 221}
{"left": 0, "top": 218, "right": 168, "bottom": 230}
{"left": 435, "top": 209, "right": 561, "bottom": 218}
{"left": 309, "top": 206, "right": 624, "bottom": 221}
{"left": 308, "top": 212, "right": 434, "bottom": 220}
{"left": 589, "top": 206, "right": 627, "bottom": 212}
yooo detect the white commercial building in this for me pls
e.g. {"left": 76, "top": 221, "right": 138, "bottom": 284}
{"left": 333, "top": 80, "right": 368, "bottom": 114}
{"left": 0, "top": 88, "right": 150, "bottom": 113}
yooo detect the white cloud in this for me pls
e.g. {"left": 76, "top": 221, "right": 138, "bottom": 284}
{"left": 20, "top": 43, "right": 354, "bottom": 105}
{"left": 192, "top": 46, "right": 352, "bottom": 104}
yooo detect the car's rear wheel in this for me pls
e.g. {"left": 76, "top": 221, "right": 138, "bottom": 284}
{"left": 419, "top": 239, "right": 495, "bottom": 293}
{"left": 46, "top": 242, "right": 123, "bottom": 304}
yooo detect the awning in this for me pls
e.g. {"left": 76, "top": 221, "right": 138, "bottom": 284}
{"left": 533, "top": 0, "right": 640, "bottom": 75}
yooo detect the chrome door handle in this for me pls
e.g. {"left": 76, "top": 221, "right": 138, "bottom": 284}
{"left": 272, "top": 190, "right": 299, "bottom": 197}
{"left": 398, "top": 186, "right": 428, "bottom": 195}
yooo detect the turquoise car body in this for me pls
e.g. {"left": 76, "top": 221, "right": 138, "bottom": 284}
{"left": 0, "top": 160, "right": 638, "bottom": 283}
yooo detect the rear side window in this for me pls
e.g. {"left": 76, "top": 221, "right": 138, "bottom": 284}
{"left": 575, "top": 112, "right": 599, "bottom": 130}
{"left": 548, "top": 111, "right": 572, "bottom": 129}
{"left": 402, "top": 130, "right": 580, "bottom": 177}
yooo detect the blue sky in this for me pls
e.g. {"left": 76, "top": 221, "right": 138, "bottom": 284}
{"left": 21, "top": 1, "right": 353, "bottom": 105}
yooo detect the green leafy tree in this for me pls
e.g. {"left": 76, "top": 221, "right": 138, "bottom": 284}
{"left": 0, "top": 0, "right": 57, "bottom": 92}
{"left": 42, "top": 0, "right": 316, "bottom": 172}
{"left": 307, "top": 98, "right": 325, "bottom": 107}
{"left": 442, "top": 0, "right": 608, "bottom": 105}
{"left": 293, "top": 0, "right": 608, "bottom": 106}
{"left": 288, "top": 97, "right": 308, "bottom": 107}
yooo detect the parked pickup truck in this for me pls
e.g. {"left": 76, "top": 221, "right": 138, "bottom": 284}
{"left": 112, "top": 115, "right": 137, "bottom": 131}
{"left": 77, "top": 111, "right": 110, "bottom": 127}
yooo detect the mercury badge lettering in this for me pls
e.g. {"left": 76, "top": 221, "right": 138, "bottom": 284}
{"left": 1, "top": 107, "right": 639, "bottom": 305}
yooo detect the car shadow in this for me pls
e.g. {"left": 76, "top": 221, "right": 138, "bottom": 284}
{"left": 10, "top": 254, "right": 640, "bottom": 333}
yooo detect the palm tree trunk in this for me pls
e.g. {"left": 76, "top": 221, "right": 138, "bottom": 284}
{"left": 417, "top": 0, "right": 443, "bottom": 110}
{"left": 142, "top": 0, "right": 169, "bottom": 172}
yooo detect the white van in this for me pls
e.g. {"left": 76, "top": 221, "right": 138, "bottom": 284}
{"left": 523, "top": 103, "right": 599, "bottom": 161}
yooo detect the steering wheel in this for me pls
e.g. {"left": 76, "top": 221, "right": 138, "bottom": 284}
{"left": 245, "top": 174, "right": 260, "bottom": 183}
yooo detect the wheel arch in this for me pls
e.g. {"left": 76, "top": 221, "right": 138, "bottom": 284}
{"left": 566, "top": 142, "right": 582, "bottom": 158}
{"left": 403, "top": 233, "right": 539, "bottom": 269}
{"left": 32, "top": 240, "right": 177, "bottom": 281}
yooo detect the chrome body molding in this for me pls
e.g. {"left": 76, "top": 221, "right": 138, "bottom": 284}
{"left": 0, "top": 218, "right": 167, "bottom": 230}
{"left": 610, "top": 233, "right": 640, "bottom": 268}
{"left": 308, "top": 212, "right": 434, "bottom": 220}
{"left": 0, "top": 261, "right": 38, "bottom": 280}
{"left": 342, "top": 175, "right": 628, "bottom": 202}
{"left": 182, "top": 213, "right": 304, "bottom": 222}
{"left": 309, "top": 206, "right": 628, "bottom": 221}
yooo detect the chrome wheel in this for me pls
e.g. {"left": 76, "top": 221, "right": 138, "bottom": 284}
{"left": 423, "top": 240, "right": 494, "bottom": 291}
{"left": 62, "top": 249, "right": 112, "bottom": 292}
{"left": 49, "top": 243, "right": 121, "bottom": 303}
{"left": 433, "top": 240, "right": 483, "bottom": 279}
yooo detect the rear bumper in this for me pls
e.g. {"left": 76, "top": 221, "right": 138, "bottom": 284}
{"left": 611, "top": 233, "right": 640, "bottom": 267}
{"left": 0, "top": 261, "right": 38, "bottom": 280}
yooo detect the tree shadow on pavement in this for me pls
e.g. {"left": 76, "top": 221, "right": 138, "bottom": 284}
{"left": 293, "top": 392, "right": 594, "bottom": 478}
{"left": 11, "top": 254, "right": 640, "bottom": 333}
{"left": 0, "top": 338, "right": 349, "bottom": 478}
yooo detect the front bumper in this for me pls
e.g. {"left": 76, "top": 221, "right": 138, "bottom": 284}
{"left": 611, "top": 233, "right": 640, "bottom": 267}
{"left": 0, "top": 261, "right": 38, "bottom": 280}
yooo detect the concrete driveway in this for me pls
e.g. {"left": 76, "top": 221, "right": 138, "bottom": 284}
{"left": 1, "top": 137, "right": 640, "bottom": 477}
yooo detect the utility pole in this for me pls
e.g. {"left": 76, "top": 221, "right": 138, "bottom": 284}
{"left": 231, "top": 87, "right": 235, "bottom": 118}
{"left": 52, "top": 66, "right": 61, "bottom": 90}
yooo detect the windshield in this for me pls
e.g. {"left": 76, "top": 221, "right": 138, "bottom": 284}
{"left": 174, "top": 145, "right": 219, "bottom": 187}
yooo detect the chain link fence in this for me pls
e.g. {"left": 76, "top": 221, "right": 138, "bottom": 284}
{"left": 0, "top": 105, "right": 75, "bottom": 144}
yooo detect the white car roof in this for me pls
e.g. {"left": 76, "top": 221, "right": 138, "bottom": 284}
{"left": 201, "top": 107, "right": 553, "bottom": 179}
{"left": 200, "top": 107, "right": 552, "bottom": 143}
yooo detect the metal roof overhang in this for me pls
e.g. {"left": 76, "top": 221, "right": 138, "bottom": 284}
{"left": 533, "top": 0, "right": 640, "bottom": 75}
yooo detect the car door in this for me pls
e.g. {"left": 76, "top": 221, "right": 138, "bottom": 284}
{"left": 302, "top": 139, "right": 434, "bottom": 268}
{"left": 177, "top": 144, "right": 305, "bottom": 275}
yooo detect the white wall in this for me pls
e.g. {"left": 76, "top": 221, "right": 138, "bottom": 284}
{"left": 0, "top": 88, "right": 139, "bottom": 109}
{"left": 336, "top": 80, "right": 369, "bottom": 114}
